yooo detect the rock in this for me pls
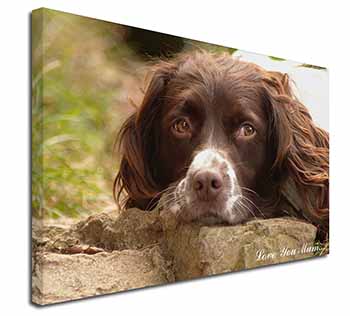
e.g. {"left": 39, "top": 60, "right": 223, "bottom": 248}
{"left": 32, "top": 209, "right": 321, "bottom": 305}
{"left": 75, "top": 209, "right": 163, "bottom": 251}
{"left": 32, "top": 246, "right": 174, "bottom": 305}
{"left": 164, "top": 217, "right": 317, "bottom": 280}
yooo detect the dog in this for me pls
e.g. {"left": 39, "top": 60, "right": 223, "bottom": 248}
{"left": 114, "top": 51, "right": 329, "bottom": 240}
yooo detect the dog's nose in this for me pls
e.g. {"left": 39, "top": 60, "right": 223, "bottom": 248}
{"left": 193, "top": 170, "right": 223, "bottom": 201}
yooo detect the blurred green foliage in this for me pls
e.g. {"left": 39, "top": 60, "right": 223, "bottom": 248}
{"left": 33, "top": 9, "right": 319, "bottom": 219}
{"left": 268, "top": 55, "right": 286, "bottom": 61}
{"left": 185, "top": 39, "right": 237, "bottom": 55}
{"left": 298, "top": 63, "right": 327, "bottom": 70}
{"left": 32, "top": 9, "right": 137, "bottom": 218}
{"left": 31, "top": 9, "right": 242, "bottom": 219}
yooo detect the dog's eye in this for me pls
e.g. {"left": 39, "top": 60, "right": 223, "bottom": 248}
{"left": 173, "top": 118, "right": 191, "bottom": 135}
{"left": 238, "top": 124, "right": 256, "bottom": 137}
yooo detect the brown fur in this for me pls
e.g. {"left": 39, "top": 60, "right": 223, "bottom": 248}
{"left": 113, "top": 51, "right": 329, "bottom": 239}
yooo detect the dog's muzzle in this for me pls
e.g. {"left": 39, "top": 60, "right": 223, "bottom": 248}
{"left": 167, "top": 148, "right": 245, "bottom": 224}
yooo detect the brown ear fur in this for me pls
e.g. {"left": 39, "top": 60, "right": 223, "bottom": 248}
{"left": 114, "top": 62, "right": 177, "bottom": 209}
{"left": 262, "top": 71, "right": 329, "bottom": 237}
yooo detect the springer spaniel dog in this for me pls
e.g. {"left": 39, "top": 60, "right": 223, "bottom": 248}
{"left": 114, "top": 51, "right": 329, "bottom": 240}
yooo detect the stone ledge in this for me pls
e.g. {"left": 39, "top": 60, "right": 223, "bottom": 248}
{"left": 32, "top": 208, "right": 319, "bottom": 304}
{"left": 164, "top": 217, "right": 317, "bottom": 279}
{"left": 32, "top": 246, "right": 173, "bottom": 305}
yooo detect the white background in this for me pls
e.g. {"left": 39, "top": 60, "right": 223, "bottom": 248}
{"left": 233, "top": 49, "right": 329, "bottom": 130}
{"left": 0, "top": 0, "right": 349, "bottom": 314}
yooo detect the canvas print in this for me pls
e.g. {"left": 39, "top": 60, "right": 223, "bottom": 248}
{"left": 31, "top": 8, "right": 329, "bottom": 305}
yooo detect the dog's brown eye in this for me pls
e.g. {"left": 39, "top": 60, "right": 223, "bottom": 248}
{"left": 173, "top": 118, "right": 191, "bottom": 135}
{"left": 239, "top": 124, "right": 256, "bottom": 137}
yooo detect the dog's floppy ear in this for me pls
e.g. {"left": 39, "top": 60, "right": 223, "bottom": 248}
{"left": 114, "top": 62, "right": 177, "bottom": 209}
{"left": 262, "top": 71, "right": 329, "bottom": 233}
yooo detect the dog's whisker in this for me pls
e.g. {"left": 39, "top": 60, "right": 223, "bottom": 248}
{"left": 240, "top": 195, "right": 265, "bottom": 218}
{"left": 240, "top": 186, "right": 259, "bottom": 197}
{"left": 144, "top": 185, "right": 179, "bottom": 211}
{"left": 233, "top": 202, "right": 245, "bottom": 219}
{"left": 237, "top": 199, "right": 258, "bottom": 220}
{"left": 158, "top": 193, "right": 182, "bottom": 209}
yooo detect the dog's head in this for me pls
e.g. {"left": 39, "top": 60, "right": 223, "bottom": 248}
{"left": 114, "top": 51, "right": 328, "bottom": 231}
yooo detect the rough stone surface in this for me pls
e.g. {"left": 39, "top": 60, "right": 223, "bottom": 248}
{"left": 32, "top": 208, "right": 321, "bottom": 305}
{"left": 164, "top": 217, "right": 317, "bottom": 280}
{"left": 32, "top": 246, "right": 173, "bottom": 305}
{"left": 75, "top": 209, "right": 163, "bottom": 251}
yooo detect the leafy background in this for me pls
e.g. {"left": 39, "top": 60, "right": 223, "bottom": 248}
{"left": 31, "top": 9, "right": 236, "bottom": 219}
{"left": 32, "top": 9, "right": 327, "bottom": 219}
{"left": 32, "top": 10, "right": 138, "bottom": 218}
